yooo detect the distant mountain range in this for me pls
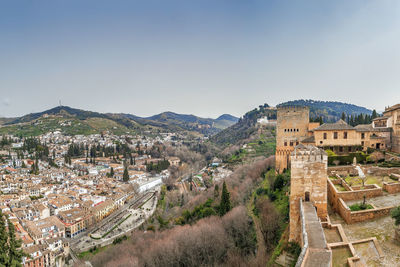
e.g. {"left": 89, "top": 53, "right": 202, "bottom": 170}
{"left": 0, "top": 106, "right": 239, "bottom": 136}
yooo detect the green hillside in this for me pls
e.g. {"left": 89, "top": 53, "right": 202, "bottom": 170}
{"left": 277, "top": 99, "right": 373, "bottom": 122}
{"left": 0, "top": 116, "right": 136, "bottom": 136}
{"left": 1, "top": 106, "right": 237, "bottom": 136}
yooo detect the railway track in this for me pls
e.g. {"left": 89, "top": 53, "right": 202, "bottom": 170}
{"left": 129, "top": 191, "right": 155, "bottom": 209}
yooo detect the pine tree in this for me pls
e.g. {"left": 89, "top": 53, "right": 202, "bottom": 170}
{"left": 0, "top": 210, "right": 9, "bottom": 265}
{"left": 219, "top": 181, "right": 231, "bottom": 216}
{"left": 110, "top": 167, "right": 114, "bottom": 177}
{"left": 7, "top": 219, "right": 24, "bottom": 266}
{"left": 123, "top": 166, "right": 129, "bottom": 182}
{"left": 0, "top": 211, "right": 24, "bottom": 266}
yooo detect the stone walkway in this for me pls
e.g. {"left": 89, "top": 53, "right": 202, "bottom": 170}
{"left": 302, "top": 202, "right": 332, "bottom": 267}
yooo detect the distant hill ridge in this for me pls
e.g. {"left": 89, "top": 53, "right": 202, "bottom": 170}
{"left": 2, "top": 106, "right": 238, "bottom": 136}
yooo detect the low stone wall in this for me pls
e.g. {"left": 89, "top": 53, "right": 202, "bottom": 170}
{"left": 342, "top": 181, "right": 353, "bottom": 191}
{"left": 329, "top": 165, "right": 400, "bottom": 177}
{"left": 295, "top": 200, "right": 308, "bottom": 267}
{"left": 351, "top": 184, "right": 376, "bottom": 191}
{"left": 383, "top": 182, "right": 400, "bottom": 194}
{"left": 328, "top": 166, "right": 358, "bottom": 177}
{"left": 337, "top": 198, "right": 393, "bottom": 224}
{"left": 390, "top": 173, "right": 400, "bottom": 180}
{"left": 365, "top": 166, "right": 400, "bottom": 176}
{"left": 327, "top": 179, "right": 383, "bottom": 212}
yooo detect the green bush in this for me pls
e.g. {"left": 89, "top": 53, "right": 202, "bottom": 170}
{"left": 349, "top": 203, "right": 373, "bottom": 211}
{"left": 325, "top": 149, "right": 337, "bottom": 157}
{"left": 391, "top": 206, "right": 400, "bottom": 226}
{"left": 328, "top": 152, "right": 367, "bottom": 166}
{"left": 113, "top": 235, "right": 128, "bottom": 244}
{"left": 379, "top": 161, "right": 400, "bottom": 168}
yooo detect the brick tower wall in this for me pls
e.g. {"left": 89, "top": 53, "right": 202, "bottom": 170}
{"left": 275, "top": 106, "right": 310, "bottom": 173}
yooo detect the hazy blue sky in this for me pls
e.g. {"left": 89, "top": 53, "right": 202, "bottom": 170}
{"left": 1, "top": 0, "right": 399, "bottom": 118}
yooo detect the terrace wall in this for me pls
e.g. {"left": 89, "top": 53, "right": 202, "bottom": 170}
{"left": 327, "top": 179, "right": 383, "bottom": 212}
{"left": 337, "top": 198, "right": 393, "bottom": 224}
{"left": 382, "top": 182, "right": 400, "bottom": 194}
{"left": 366, "top": 166, "right": 400, "bottom": 176}
{"left": 328, "top": 165, "right": 400, "bottom": 177}
{"left": 328, "top": 166, "right": 358, "bottom": 177}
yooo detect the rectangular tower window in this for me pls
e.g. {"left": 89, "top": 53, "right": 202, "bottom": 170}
{"left": 334, "top": 132, "right": 338, "bottom": 139}
{"left": 344, "top": 132, "right": 347, "bottom": 139}
{"left": 323, "top": 133, "right": 327, "bottom": 139}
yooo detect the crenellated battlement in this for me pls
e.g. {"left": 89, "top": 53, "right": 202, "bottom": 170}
{"left": 277, "top": 106, "right": 309, "bottom": 113}
{"left": 291, "top": 145, "right": 327, "bottom": 163}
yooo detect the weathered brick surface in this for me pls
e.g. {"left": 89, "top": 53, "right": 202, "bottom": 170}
{"left": 289, "top": 145, "right": 328, "bottom": 242}
{"left": 276, "top": 106, "right": 310, "bottom": 173}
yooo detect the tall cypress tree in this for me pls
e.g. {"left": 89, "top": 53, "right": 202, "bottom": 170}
{"left": 372, "top": 109, "right": 378, "bottom": 120}
{"left": 123, "top": 166, "right": 129, "bottom": 182}
{"left": 219, "top": 181, "right": 231, "bottom": 216}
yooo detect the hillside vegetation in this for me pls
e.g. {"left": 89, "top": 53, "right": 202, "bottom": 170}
{"left": 277, "top": 99, "right": 373, "bottom": 122}
{"left": 211, "top": 104, "right": 275, "bottom": 146}
{"left": 1, "top": 106, "right": 237, "bottom": 136}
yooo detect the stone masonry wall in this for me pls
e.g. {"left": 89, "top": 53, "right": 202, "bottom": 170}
{"left": 383, "top": 182, "right": 400, "bottom": 194}
{"left": 327, "top": 179, "right": 382, "bottom": 212}
{"left": 276, "top": 106, "right": 310, "bottom": 173}
{"left": 289, "top": 146, "right": 327, "bottom": 242}
{"left": 337, "top": 198, "right": 393, "bottom": 224}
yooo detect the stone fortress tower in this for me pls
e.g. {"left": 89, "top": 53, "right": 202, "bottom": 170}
{"left": 275, "top": 106, "right": 310, "bottom": 173}
{"left": 289, "top": 144, "right": 328, "bottom": 243}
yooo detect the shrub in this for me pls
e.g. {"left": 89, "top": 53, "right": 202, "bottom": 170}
{"left": 349, "top": 203, "right": 373, "bottom": 211}
{"left": 285, "top": 241, "right": 301, "bottom": 257}
{"left": 325, "top": 149, "right": 336, "bottom": 157}
{"left": 379, "top": 161, "right": 400, "bottom": 168}
{"left": 146, "top": 225, "right": 155, "bottom": 231}
{"left": 328, "top": 152, "right": 367, "bottom": 166}
{"left": 391, "top": 206, "right": 400, "bottom": 226}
